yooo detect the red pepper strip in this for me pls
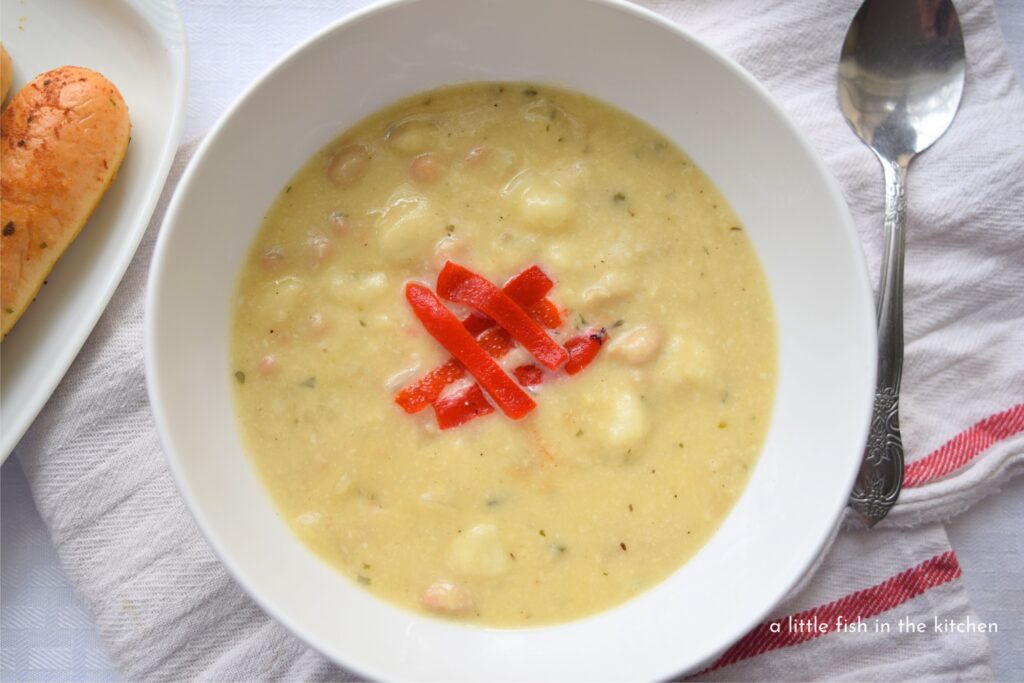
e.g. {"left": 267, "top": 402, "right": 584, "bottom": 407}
{"left": 526, "top": 298, "right": 563, "bottom": 329}
{"left": 434, "top": 383, "right": 494, "bottom": 430}
{"left": 396, "top": 265, "right": 557, "bottom": 412}
{"left": 395, "top": 359, "right": 466, "bottom": 413}
{"left": 565, "top": 328, "right": 608, "bottom": 375}
{"left": 460, "top": 265, "right": 555, "bottom": 334}
{"left": 462, "top": 312, "right": 494, "bottom": 337}
{"left": 437, "top": 262, "right": 569, "bottom": 370}
{"left": 503, "top": 265, "right": 554, "bottom": 304}
{"left": 513, "top": 364, "right": 544, "bottom": 387}
{"left": 405, "top": 283, "right": 535, "bottom": 419}
{"left": 395, "top": 328, "right": 515, "bottom": 414}
{"left": 463, "top": 296, "right": 560, "bottom": 333}
{"left": 477, "top": 327, "right": 515, "bottom": 357}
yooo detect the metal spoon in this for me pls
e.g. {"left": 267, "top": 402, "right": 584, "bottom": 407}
{"left": 838, "top": 0, "right": 966, "bottom": 526}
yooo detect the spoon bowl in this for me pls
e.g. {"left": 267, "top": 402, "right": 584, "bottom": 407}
{"left": 838, "top": 0, "right": 966, "bottom": 525}
{"left": 840, "top": 0, "right": 965, "bottom": 160}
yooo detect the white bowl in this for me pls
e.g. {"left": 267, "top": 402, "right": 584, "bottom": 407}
{"left": 146, "top": 0, "right": 876, "bottom": 679}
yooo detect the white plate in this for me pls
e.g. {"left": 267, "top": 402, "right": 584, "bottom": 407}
{"left": 0, "top": 0, "right": 187, "bottom": 460}
{"left": 148, "top": 0, "right": 876, "bottom": 679}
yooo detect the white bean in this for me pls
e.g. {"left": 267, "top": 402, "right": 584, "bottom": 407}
{"left": 421, "top": 581, "right": 475, "bottom": 615}
{"left": 608, "top": 324, "right": 663, "bottom": 365}
{"left": 581, "top": 272, "right": 636, "bottom": 305}
{"left": 410, "top": 153, "right": 445, "bottom": 184}
{"left": 306, "top": 312, "right": 328, "bottom": 337}
{"left": 258, "top": 355, "right": 278, "bottom": 376}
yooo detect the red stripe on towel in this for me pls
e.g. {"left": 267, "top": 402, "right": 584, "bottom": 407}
{"left": 904, "top": 403, "right": 1024, "bottom": 488}
{"left": 698, "top": 550, "right": 961, "bottom": 675}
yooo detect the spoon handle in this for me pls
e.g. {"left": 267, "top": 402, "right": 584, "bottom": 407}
{"left": 850, "top": 156, "right": 907, "bottom": 526}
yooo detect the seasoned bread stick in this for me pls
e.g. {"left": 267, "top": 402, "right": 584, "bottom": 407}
{"left": 1, "top": 66, "right": 130, "bottom": 338}
{"left": 0, "top": 44, "right": 11, "bottom": 103}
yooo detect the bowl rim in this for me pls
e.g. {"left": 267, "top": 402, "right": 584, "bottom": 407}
{"left": 146, "top": 0, "right": 876, "bottom": 678}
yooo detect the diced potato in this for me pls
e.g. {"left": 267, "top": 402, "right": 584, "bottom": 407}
{"left": 485, "top": 232, "right": 539, "bottom": 275}
{"left": 376, "top": 191, "right": 443, "bottom": 264}
{"left": 526, "top": 364, "right": 649, "bottom": 467}
{"left": 658, "top": 335, "right": 715, "bottom": 386}
{"left": 604, "top": 239, "right": 649, "bottom": 268}
{"left": 361, "top": 272, "right": 388, "bottom": 296}
{"left": 503, "top": 170, "right": 574, "bottom": 232}
{"left": 460, "top": 145, "right": 518, "bottom": 185}
{"left": 520, "top": 183, "right": 572, "bottom": 230}
{"left": 386, "top": 118, "right": 440, "bottom": 155}
{"left": 431, "top": 235, "right": 466, "bottom": 270}
{"left": 325, "top": 268, "right": 388, "bottom": 305}
{"left": 603, "top": 391, "right": 648, "bottom": 448}
{"left": 447, "top": 523, "right": 508, "bottom": 577}
{"left": 543, "top": 240, "right": 576, "bottom": 273}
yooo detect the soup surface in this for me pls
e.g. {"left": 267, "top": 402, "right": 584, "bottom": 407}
{"left": 231, "top": 83, "right": 776, "bottom": 626}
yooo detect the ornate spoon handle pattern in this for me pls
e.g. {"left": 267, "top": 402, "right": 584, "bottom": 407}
{"left": 850, "top": 157, "right": 907, "bottom": 526}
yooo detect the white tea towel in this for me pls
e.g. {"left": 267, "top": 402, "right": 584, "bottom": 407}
{"left": 13, "top": 0, "right": 1024, "bottom": 680}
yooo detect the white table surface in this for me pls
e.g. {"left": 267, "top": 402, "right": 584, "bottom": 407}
{"left": 2, "top": 1, "right": 1023, "bottom": 681}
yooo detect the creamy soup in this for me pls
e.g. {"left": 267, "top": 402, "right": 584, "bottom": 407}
{"left": 230, "top": 83, "right": 776, "bottom": 626}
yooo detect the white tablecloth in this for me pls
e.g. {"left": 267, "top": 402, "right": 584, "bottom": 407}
{"left": 2, "top": 1, "right": 1023, "bottom": 681}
